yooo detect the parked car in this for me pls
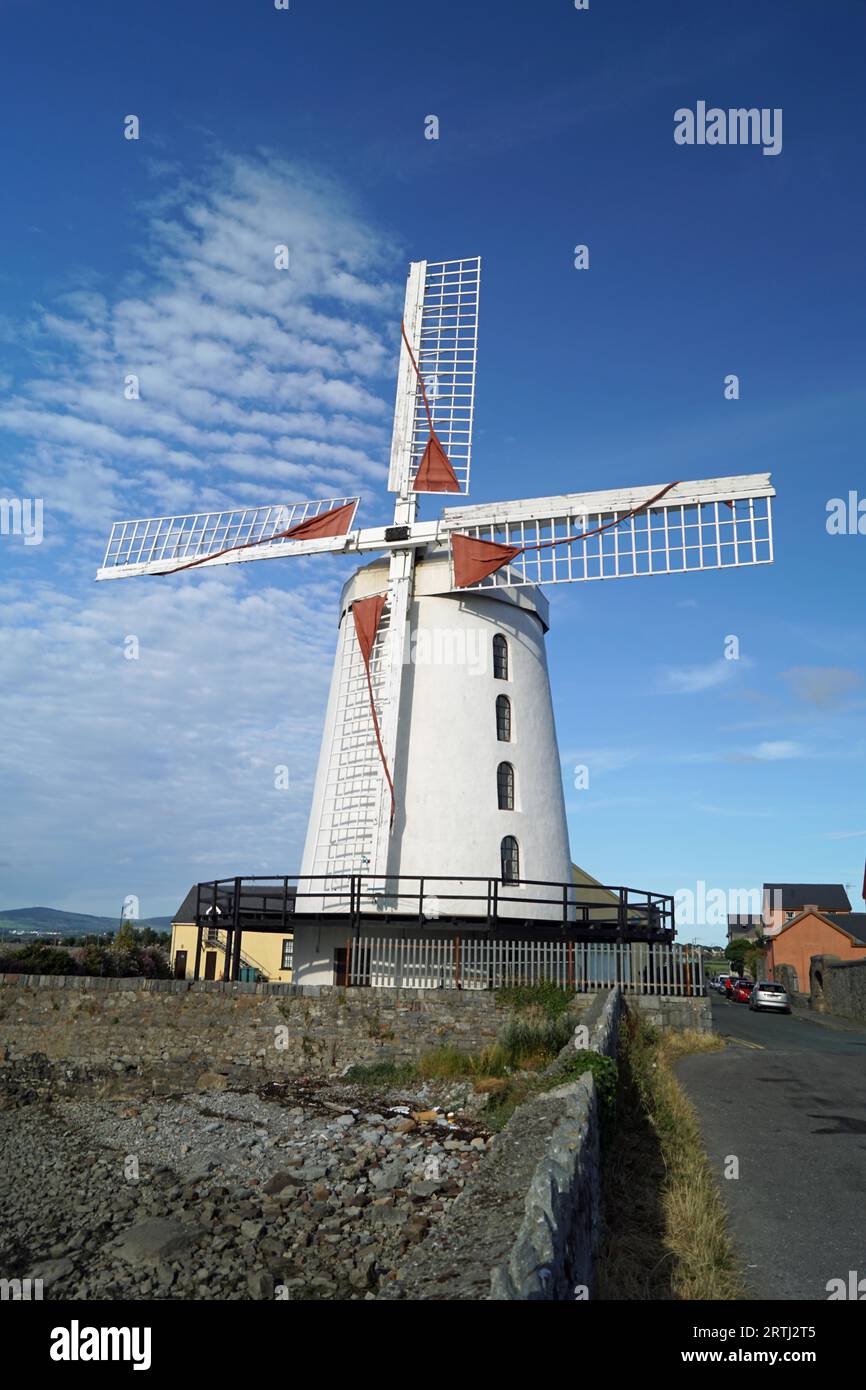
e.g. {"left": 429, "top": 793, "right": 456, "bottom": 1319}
{"left": 749, "top": 980, "right": 791, "bottom": 1013}
{"left": 731, "top": 979, "right": 753, "bottom": 1003}
{"left": 715, "top": 974, "right": 732, "bottom": 993}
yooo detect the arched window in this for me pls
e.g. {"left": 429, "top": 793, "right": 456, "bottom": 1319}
{"left": 501, "top": 835, "right": 520, "bottom": 884}
{"left": 497, "top": 761, "right": 515, "bottom": 811}
{"left": 493, "top": 634, "right": 509, "bottom": 680}
{"left": 496, "top": 694, "right": 511, "bottom": 742}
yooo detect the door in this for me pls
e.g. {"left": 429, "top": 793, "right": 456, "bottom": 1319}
{"left": 173, "top": 950, "right": 187, "bottom": 980}
{"left": 204, "top": 951, "right": 217, "bottom": 980}
{"left": 334, "top": 947, "right": 348, "bottom": 987}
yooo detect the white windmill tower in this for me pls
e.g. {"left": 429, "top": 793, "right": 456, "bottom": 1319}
{"left": 96, "top": 254, "right": 775, "bottom": 945}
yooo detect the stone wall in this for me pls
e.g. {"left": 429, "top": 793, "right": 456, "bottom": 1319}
{"left": 810, "top": 955, "right": 866, "bottom": 1023}
{"left": 629, "top": 994, "right": 713, "bottom": 1033}
{"left": 0, "top": 974, "right": 539, "bottom": 1099}
{"left": 384, "top": 988, "right": 623, "bottom": 1301}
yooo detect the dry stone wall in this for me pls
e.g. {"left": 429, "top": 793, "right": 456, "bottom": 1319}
{"left": 810, "top": 956, "right": 866, "bottom": 1023}
{"left": 0, "top": 976, "right": 515, "bottom": 1099}
{"left": 384, "top": 989, "right": 623, "bottom": 1301}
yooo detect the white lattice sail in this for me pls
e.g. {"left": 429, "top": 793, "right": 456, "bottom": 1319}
{"left": 442, "top": 474, "right": 774, "bottom": 589}
{"left": 96, "top": 496, "right": 360, "bottom": 579}
{"left": 388, "top": 256, "right": 481, "bottom": 496}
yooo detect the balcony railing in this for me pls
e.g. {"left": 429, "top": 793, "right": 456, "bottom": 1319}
{"left": 193, "top": 873, "right": 675, "bottom": 937}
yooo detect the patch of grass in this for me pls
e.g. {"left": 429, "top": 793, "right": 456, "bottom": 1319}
{"left": 495, "top": 981, "right": 574, "bottom": 1021}
{"left": 344, "top": 990, "right": 579, "bottom": 1101}
{"left": 496, "top": 1011, "right": 575, "bottom": 1069}
{"left": 342, "top": 1059, "right": 418, "bottom": 1088}
{"left": 416, "top": 1046, "right": 482, "bottom": 1081}
{"left": 596, "top": 1012, "right": 743, "bottom": 1302}
{"left": 481, "top": 1048, "right": 618, "bottom": 1133}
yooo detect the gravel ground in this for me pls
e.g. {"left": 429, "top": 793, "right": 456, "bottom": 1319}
{"left": 0, "top": 1076, "right": 493, "bottom": 1300}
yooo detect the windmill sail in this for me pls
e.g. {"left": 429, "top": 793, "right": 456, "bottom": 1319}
{"left": 442, "top": 474, "right": 775, "bottom": 589}
{"left": 96, "top": 497, "right": 360, "bottom": 580}
{"left": 387, "top": 256, "right": 481, "bottom": 497}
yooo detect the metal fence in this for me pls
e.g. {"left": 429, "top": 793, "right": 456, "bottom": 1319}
{"left": 346, "top": 936, "right": 704, "bottom": 996}
{"left": 194, "top": 874, "right": 675, "bottom": 935}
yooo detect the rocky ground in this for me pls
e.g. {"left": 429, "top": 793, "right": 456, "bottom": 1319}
{"left": 0, "top": 1074, "right": 493, "bottom": 1300}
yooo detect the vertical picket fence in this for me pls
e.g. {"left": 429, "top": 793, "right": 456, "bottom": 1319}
{"left": 346, "top": 937, "right": 704, "bottom": 996}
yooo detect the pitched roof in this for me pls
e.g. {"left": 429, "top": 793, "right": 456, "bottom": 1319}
{"left": 823, "top": 913, "right": 866, "bottom": 945}
{"left": 772, "top": 909, "right": 866, "bottom": 947}
{"left": 173, "top": 883, "right": 297, "bottom": 924}
{"left": 763, "top": 883, "right": 851, "bottom": 912}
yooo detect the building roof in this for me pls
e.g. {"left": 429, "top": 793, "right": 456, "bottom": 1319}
{"left": 771, "top": 909, "right": 866, "bottom": 947}
{"left": 823, "top": 913, "right": 866, "bottom": 945}
{"left": 571, "top": 862, "right": 622, "bottom": 908}
{"left": 173, "top": 883, "right": 297, "bottom": 924}
{"left": 763, "top": 883, "right": 851, "bottom": 912}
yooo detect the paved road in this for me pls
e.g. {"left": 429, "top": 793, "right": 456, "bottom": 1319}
{"left": 675, "top": 993, "right": 866, "bottom": 1300}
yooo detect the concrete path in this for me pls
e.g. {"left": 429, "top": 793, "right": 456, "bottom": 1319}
{"left": 675, "top": 993, "right": 866, "bottom": 1300}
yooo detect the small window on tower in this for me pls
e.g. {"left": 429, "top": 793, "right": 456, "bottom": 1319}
{"left": 493, "top": 634, "right": 509, "bottom": 680}
{"left": 501, "top": 835, "right": 520, "bottom": 884}
{"left": 497, "top": 761, "right": 515, "bottom": 811}
{"left": 496, "top": 694, "right": 511, "bottom": 742}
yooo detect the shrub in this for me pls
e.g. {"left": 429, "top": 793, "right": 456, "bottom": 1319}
{"left": 3, "top": 945, "right": 77, "bottom": 975}
{"left": 495, "top": 981, "right": 574, "bottom": 1021}
{"left": 497, "top": 1008, "right": 575, "bottom": 1069}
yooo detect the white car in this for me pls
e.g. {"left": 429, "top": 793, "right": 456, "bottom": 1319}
{"left": 749, "top": 980, "right": 791, "bottom": 1013}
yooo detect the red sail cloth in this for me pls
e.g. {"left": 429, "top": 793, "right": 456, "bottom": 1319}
{"left": 283, "top": 501, "right": 356, "bottom": 540}
{"left": 351, "top": 594, "right": 386, "bottom": 664}
{"left": 414, "top": 433, "right": 461, "bottom": 493}
{"left": 351, "top": 596, "right": 396, "bottom": 828}
{"left": 452, "top": 532, "right": 521, "bottom": 588}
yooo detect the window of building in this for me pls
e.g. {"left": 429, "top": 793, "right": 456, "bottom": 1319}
{"left": 281, "top": 938, "right": 293, "bottom": 971}
{"left": 501, "top": 835, "right": 520, "bottom": 884}
{"left": 497, "top": 761, "right": 515, "bottom": 810}
{"left": 493, "top": 634, "right": 509, "bottom": 680}
{"left": 496, "top": 694, "right": 511, "bottom": 741}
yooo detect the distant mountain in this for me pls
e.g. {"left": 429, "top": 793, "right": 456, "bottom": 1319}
{"left": 0, "top": 906, "right": 173, "bottom": 936}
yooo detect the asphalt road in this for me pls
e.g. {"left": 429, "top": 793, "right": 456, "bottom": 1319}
{"left": 675, "top": 993, "right": 866, "bottom": 1300}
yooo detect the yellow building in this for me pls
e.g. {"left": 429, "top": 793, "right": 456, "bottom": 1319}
{"left": 170, "top": 885, "right": 294, "bottom": 984}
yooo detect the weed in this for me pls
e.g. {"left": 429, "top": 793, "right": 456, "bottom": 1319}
{"left": 596, "top": 1012, "right": 741, "bottom": 1301}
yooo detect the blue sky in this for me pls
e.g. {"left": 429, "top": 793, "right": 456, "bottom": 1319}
{"left": 1, "top": 0, "right": 864, "bottom": 939}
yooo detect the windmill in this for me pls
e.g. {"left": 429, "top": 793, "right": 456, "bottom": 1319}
{"left": 97, "top": 255, "right": 775, "bottom": 922}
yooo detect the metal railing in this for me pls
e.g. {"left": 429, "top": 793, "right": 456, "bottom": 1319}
{"left": 202, "top": 928, "right": 272, "bottom": 981}
{"left": 193, "top": 874, "right": 674, "bottom": 936}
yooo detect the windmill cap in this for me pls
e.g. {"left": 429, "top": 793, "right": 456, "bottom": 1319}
{"left": 338, "top": 549, "right": 549, "bottom": 630}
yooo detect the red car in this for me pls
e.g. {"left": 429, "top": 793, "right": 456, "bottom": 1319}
{"left": 731, "top": 979, "right": 753, "bottom": 1003}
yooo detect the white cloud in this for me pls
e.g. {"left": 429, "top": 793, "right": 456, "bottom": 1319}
{"left": 747, "top": 740, "right": 803, "bottom": 761}
{"left": 0, "top": 569, "right": 352, "bottom": 916}
{"left": 0, "top": 151, "right": 399, "bottom": 533}
{"left": 0, "top": 152, "right": 403, "bottom": 915}
{"left": 660, "top": 658, "right": 741, "bottom": 695}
